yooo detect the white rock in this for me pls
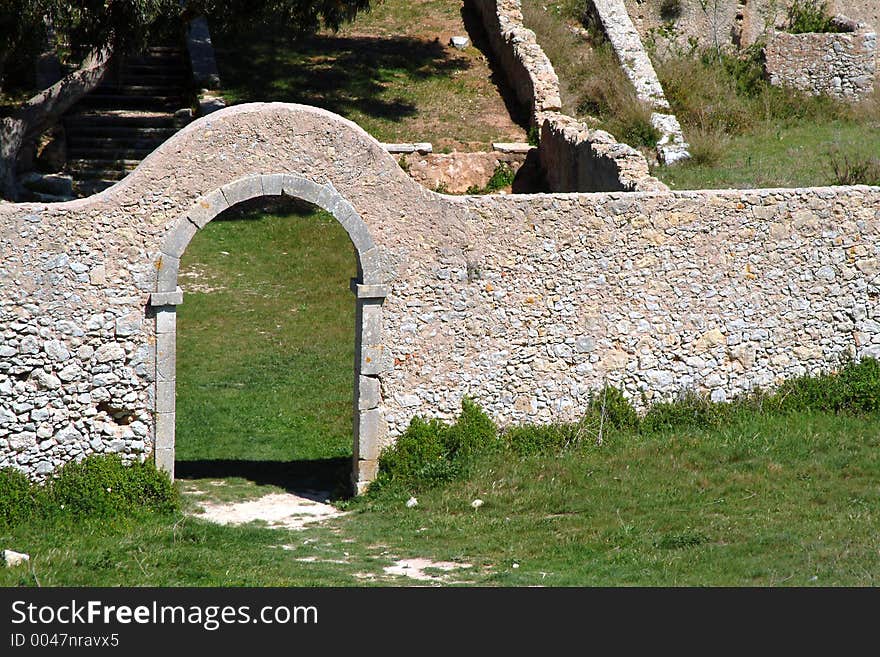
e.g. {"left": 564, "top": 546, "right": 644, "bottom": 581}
{"left": 3, "top": 550, "right": 30, "bottom": 567}
{"left": 405, "top": 496, "right": 418, "bottom": 508}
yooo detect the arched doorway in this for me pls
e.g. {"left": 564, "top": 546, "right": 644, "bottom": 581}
{"left": 149, "top": 174, "right": 389, "bottom": 493}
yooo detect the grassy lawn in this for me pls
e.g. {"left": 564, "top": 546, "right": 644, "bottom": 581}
{"left": 211, "top": 0, "right": 527, "bottom": 151}
{"left": 174, "top": 200, "right": 356, "bottom": 469}
{"left": 1, "top": 410, "right": 878, "bottom": 586}
{"left": 656, "top": 118, "right": 880, "bottom": 190}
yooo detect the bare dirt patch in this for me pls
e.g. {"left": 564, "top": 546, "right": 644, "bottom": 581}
{"left": 383, "top": 558, "right": 473, "bottom": 581}
{"left": 189, "top": 491, "right": 345, "bottom": 530}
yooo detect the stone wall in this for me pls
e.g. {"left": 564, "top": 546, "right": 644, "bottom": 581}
{"left": 764, "top": 28, "right": 876, "bottom": 100}
{"left": 589, "top": 0, "right": 690, "bottom": 164}
{"left": 1, "top": 103, "right": 879, "bottom": 490}
{"left": 626, "top": 0, "right": 879, "bottom": 57}
{"left": 467, "top": 0, "right": 666, "bottom": 192}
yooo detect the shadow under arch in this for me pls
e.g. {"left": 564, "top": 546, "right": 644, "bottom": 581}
{"left": 149, "top": 173, "right": 390, "bottom": 494}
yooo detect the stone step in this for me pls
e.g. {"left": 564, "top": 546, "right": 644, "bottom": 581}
{"left": 111, "top": 73, "right": 187, "bottom": 86}
{"left": 67, "top": 159, "right": 141, "bottom": 175}
{"left": 64, "top": 111, "right": 176, "bottom": 128}
{"left": 68, "top": 146, "right": 158, "bottom": 160}
{"left": 73, "top": 94, "right": 184, "bottom": 111}
{"left": 65, "top": 126, "right": 177, "bottom": 141}
{"left": 93, "top": 84, "right": 184, "bottom": 96}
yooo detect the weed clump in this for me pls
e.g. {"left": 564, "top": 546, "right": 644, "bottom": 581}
{"left": 51, "top": 454, "right": 178, "bottom": 518}
{"left": 372, "top": 398, "right": 499, "bottom": 493}
{"left": 0, "top": 455, "right": 178, "bottom": 529}
{"left": 0, "top": 468, "right": 40, "bottom": 528}
{"left": 785, "top": 0, "right": 845, "bottom": 34}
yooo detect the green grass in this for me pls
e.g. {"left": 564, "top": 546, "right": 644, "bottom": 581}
{"left": 210, "top": 0, "right": 527, "bottom": 151}
{"left": 175, "top": 200, "right": 356, "bottom": 465}
{"left": 656, "top": 118, "right": 880, "bottom": 189}
{"left": 1, "top": 409, "right": 878, "bottom": 586}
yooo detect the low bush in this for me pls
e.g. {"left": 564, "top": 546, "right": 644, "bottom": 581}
{"left": 785, "top": 0, "right": 844, "bottom": 34}
{"left": 485, "top": 162, "right": 516, "bottom": 193}
{"left": 50, "top": 454, "right": 178, "bottom": 518}
{"left": 373, "top": 398, "right": 499, "bottom": 493}
{"left": 0, "top": 468, "right": 39, "bottom": 528}
{"left": 0, "top": 455, "right": 178, "bottom": 529}
{"left": 828, "top": 150, "right": 880, "bottom": 186}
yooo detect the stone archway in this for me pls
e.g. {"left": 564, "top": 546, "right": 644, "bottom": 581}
{"left": 149, "top": 173, "right": 389, "bottom": 493}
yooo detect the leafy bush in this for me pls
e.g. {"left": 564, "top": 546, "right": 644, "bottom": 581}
{"left": 774, "top": 358, "right": 880, "bottom": 414}
{"left": 785, "top": 0, "right": 844, "bottom": 34}
{"left": 642, "top": 392, "right": 728, "bottom": 433}
{"left": 442, "top": 398, "right": 501, "bottom": 460}
{"left": 659, "top": 0, "right": 682, "bottom": 22}
{"left": 374, "top": 398, "right": 499, "bottom": 493}
{"left": 0, "top": 468, "right": 39, "bottom": 528}
{"left": 485, "top": 162, "right": 516, "bottom": 193}
{"left": 505, "top": 424, "right": 580, "bottom": 456}
{"left": 587, "top": 386, "right": 639, "bottom": 432}
{"left": 50, "top": 454, "right": 177, "bottom": 518}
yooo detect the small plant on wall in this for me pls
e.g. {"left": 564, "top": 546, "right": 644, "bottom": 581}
{"left": 785, "top": 0, "right": 845, "bottom": 33}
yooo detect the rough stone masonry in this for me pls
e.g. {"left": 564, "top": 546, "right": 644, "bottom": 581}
{"left": 1, "top": 103, "right": 879, "bottom": 491}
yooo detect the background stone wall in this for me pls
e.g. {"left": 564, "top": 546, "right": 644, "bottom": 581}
{"left": 764, "top": 29, "right": 876, "bottom": 99}
{"left": 626, "top": 0, "right": 879, "bottom": 59}
{"left": 467, "top": 0, "right": 666, "bottom": 192}
{"left": 1, "top": 103, "right": 880, "bottom": 481}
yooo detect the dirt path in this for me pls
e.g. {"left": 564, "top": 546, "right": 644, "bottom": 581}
{"left": 188, "top": 490, "right": 346, "bottom": 530}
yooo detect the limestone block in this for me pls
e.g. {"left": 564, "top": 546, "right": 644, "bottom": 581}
{"left": 187, "top": 189, "right": 229, "bottom": 228}
{"left": 221, "top": 175, "right": 264, "bottom": 207}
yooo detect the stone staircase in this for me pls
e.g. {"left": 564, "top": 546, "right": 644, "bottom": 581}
{"left": 63, "top": 45, "right": 192, "bottom": 197}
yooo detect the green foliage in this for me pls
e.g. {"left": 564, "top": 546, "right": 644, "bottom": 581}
{"left": 608, "top": 108, "right": 662, "bottom": 148}
{"left": 442, "top": 398, "right": 500, "bottom": 460}
{"left": 774, "top": 358, "right": 880, "bottom": 414}
{"left": 785, "top": 0, "right": 843, "bottom": 34}
{"left": 50, "top": 454, "right": 178, "bottom": 518}
{"left": 373, "top": 398, "right": 498, "bottom": 493}
{"left": 642, "top": 391, "right": 728, "bottom": 433}
{"left": 587, "top": 385, "right": 639, "bottom": 432}
{"left": 485, "top": 162, "right": 516, "bottom": 192}
{"left": 659, "top": 0, "right": 682, "bottom": 23}
{"left": 505, "top": 424, "right": 579, "bottom": 456}
{"left": 527, "top": 124, "right": 540, "bottom": 147}
{"left": 0, "top": 468, "right": 39, "bottom": 528}
{"left": 0, "top": 455, "right": 178, "bottom": 530}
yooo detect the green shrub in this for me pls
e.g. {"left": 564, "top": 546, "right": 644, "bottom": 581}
{"left": 374, "top": 398, "right": 498, "bottom": 493}
{"left": 0, "top": 468, "right": 38, "bottom": 528}
{"left": 587, "top": 386, "right": 640, "bottom": 432}
{"left": 504, "top": 424, "right": 580, "bottom": 456}
{"left": 485, "top": 162, "right": 516, "bottom": 192}
{"left": 774, "top": 358, "right": 880, "bottom": 414}
{"left": 828, "top": 150, "right": 880, "bottom": 186}
{"left": 50, "top": 454, "right": 177, "bottom": 518}
{"left": 442, "top": 398, "right": 500, "bottom": 460}
{"left": 641, "top": 391, "right": 728, "bottom": 433}
{"left": 659, "top": 0, "right": 682, "bottom": 22}
{"left": 785, "top": 0, "right": 843, "bottom": 34}
{"left": 376, "top": 416, "right": 448, "bottom": 486}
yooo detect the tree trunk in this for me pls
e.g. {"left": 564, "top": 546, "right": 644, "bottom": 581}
{"left": 0, "top": 117, "right": 26, "bottom": 200}
{"left": 0, "top": 46, "right": 113, "bottom": 201}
